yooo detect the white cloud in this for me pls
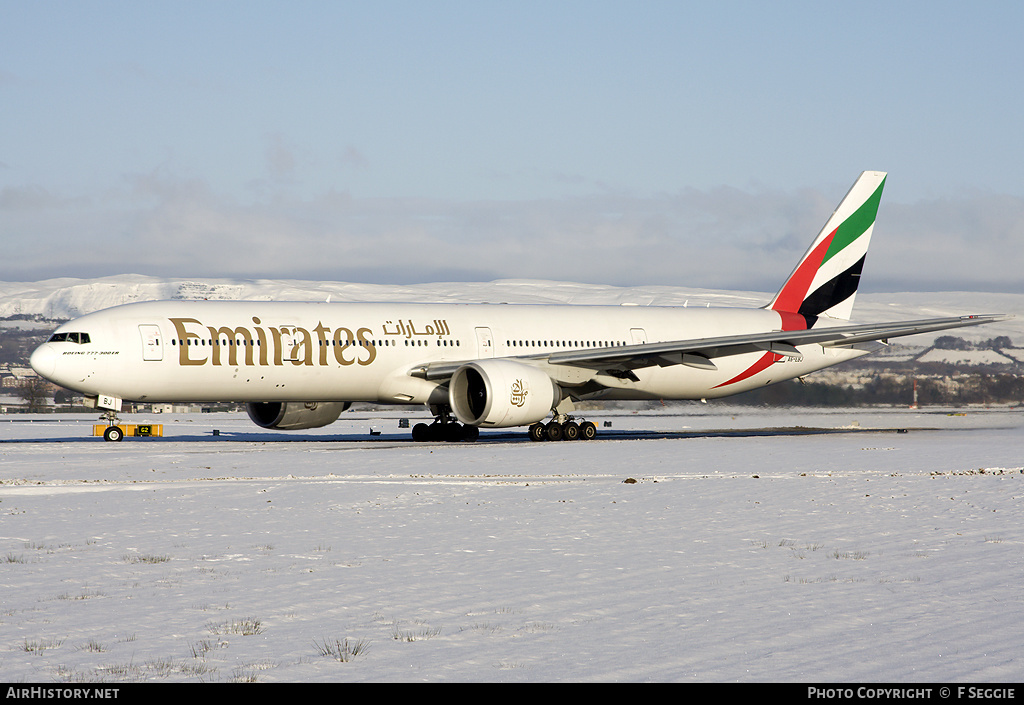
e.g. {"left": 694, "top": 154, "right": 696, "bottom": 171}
{"left": 1, "top": 174, "right": 1020, "bottom": 294}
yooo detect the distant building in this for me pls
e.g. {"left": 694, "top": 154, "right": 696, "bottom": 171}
{"left": 2, "top": 368, "right": 40, "bottom": 388}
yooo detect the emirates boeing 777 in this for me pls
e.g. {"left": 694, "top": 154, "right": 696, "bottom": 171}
{"left": 30, "top": 171, "right": 1008, "bottom": 441}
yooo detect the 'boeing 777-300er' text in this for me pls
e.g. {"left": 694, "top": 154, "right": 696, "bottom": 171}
{"left": 30, "top": 171, "right": 1010, "bottom": 442}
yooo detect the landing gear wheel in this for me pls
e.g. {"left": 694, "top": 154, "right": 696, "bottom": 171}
{"left": 103, "top": 425, "right": 124, "bottom": 442}
{"left": 411, "top": 405, "right": 479, "bottom": 442}
{"left": 413, "top": 421, "right": 479, "bottom": 442}
{"left": 443, "top": 422, "right": 466, "bottom": 442}
{"left": 528, "top": 423, "right": 546, "bottom": 442}
{"left": 545, "top": 422, "right": 564, "bottom": 442}
{"left": 562, "top": 421, "right": 580, "bottom": 441}
{"left": 579, "top": 421, "right": 597, "bottom": 440}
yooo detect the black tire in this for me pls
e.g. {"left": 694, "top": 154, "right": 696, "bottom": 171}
{"left": 545, "top": 422, "right": 563, "bottom": 442}
{"left": 580, "top": 421, "right": 597, "bottom": 440}
{"left": 412, "top": 423, "right": 431, "bottom": 442}
{"left": 563, "top": 422, "right": 580, "bottom": 441}
{"left": 442, "top": 423, "right": 465, "bottom": 442}
{"left": 460, "top": 425, "right": 479, "bottom": 442}
{"left": 528, "top": 423, "right": 546, "bottom": 442}
{"left": 103, "top": 425, "right": 124, "bottom": 442}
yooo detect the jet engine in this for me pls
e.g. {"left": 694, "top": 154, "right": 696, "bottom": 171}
{"left": 449, "top": 360, "right": 559, "bottom": 428}
{"left": 245, "top": 401, "right": 352, "bottom": 430}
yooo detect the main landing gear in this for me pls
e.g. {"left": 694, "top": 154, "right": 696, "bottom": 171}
{"left": 412, "top": 406, "right": 479, "bottom": 442}
{"left": 409, "top": 406, "right": 597, "bottom": 443}
{"left": 528, "top": 417, "right": 598, "bottom": 442}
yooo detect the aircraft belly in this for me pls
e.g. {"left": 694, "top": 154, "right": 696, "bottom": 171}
{"left": 377, "top": 371, "right": 447, "bottom": 405}
{"left": 94, "top": 358, "right": 385, "bottom": 403}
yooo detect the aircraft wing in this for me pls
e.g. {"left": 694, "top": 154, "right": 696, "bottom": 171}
{"left": 547, "top": 314, "right": 1013, "bottom": 370}
{"left": 413, "top": 313, "right": 1012, "bottom": 381}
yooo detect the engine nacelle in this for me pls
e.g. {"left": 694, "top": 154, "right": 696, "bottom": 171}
{"left": 449, "top": 360, "right": 559, "bottom": 428}
{"left": 245, "top": 401, "right": 351, "bottom": 430}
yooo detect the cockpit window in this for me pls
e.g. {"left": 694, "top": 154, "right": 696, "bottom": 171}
{"left": 48, "top": 332, "right": 91, "bottom": 344}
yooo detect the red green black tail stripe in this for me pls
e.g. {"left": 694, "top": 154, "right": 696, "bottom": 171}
{"left": 771, "top": 176, "right": 884, "bottom": 317}
{"left": 716, "top": 173, "right": 886, "bottom": 390}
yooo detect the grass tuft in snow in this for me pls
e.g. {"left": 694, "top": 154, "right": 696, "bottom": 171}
{"left": 66, "top": 656, "right": 219, "bottom": 682}
{"left": 391, "top": 624, "right": 441, "bottom": 642}
{"left": 313, "top": 637, "right": 371, "bottom": 661}
{"left": 230, "top": 661, "right": 276, "bottom": 682}
{"left": 80, "top": 639, "right": 105, "bottom": 653}
{"left": 55, "top": 589, "right": 103, "bottom": 601}
{"left": 189, "top": 639, "right": 215, "bottom": 658}
{"left": 22, "top": 637, "right": 64, "bottom": 653}
{"left": 123, "top": 553, "right": 170, "bottom": 564}
{"left": 832, "top": 550, "right": 870, "bottom": 560}
{"left": 208, "top": 617, "right": 265, "bottom": 636}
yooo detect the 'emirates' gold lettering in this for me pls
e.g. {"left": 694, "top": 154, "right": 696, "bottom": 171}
{"left": 169, "top": 317, "right": 382, "bottom": 368}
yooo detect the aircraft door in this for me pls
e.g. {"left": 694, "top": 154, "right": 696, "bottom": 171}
{"left": 279, "top": 326, "right": 299, "bottom": 362}
{"left": 139, "top": 324, "right": 163, "bottom": 361}
{"left": 475, "top": 327, "right": 494, "bottom": 358}
{"left": 630, "top": 328, "right": 648, "bottom": 345}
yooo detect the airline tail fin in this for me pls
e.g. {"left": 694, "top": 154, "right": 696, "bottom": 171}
{"left": 767, "top": 171, "right": 887, "bottom": 323}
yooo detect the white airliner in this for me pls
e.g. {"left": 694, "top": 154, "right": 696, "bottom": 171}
{"left": 30, "top": 171, "right": 1008, "bottom": 441}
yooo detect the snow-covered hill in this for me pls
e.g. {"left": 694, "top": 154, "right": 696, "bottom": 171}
{"left": 0, "top": 274, "right": 768, "bottom": 318}
{"left": 1, "top": 274, "right": 1020, "bottom": 344}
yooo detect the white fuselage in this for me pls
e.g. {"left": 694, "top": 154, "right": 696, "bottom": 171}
{"left": 30, "top": 299, "right": 867, "bottom": 406}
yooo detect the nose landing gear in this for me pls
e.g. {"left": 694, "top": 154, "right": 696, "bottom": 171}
{"left": 100, "top": 410, "right": 123, "bottom": 442}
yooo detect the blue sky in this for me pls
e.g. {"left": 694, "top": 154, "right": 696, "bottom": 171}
{"left": 2, "top": 1, "right": 1023, "bottom": 293}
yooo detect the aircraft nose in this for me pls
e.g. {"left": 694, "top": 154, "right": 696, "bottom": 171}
{"left": 30, "top": 344, "right": 56, "bottom": 380}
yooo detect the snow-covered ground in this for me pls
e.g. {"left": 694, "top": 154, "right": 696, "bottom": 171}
{"left": 1, "top": 406, "right": 1022, "bottom": 682}
{"left": 916, "top": 349, "right": 1018, "bottom": 366}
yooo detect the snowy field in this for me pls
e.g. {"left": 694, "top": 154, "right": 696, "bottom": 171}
{"left": 1, "top": 405, "right": 1023, "bottom": 683}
